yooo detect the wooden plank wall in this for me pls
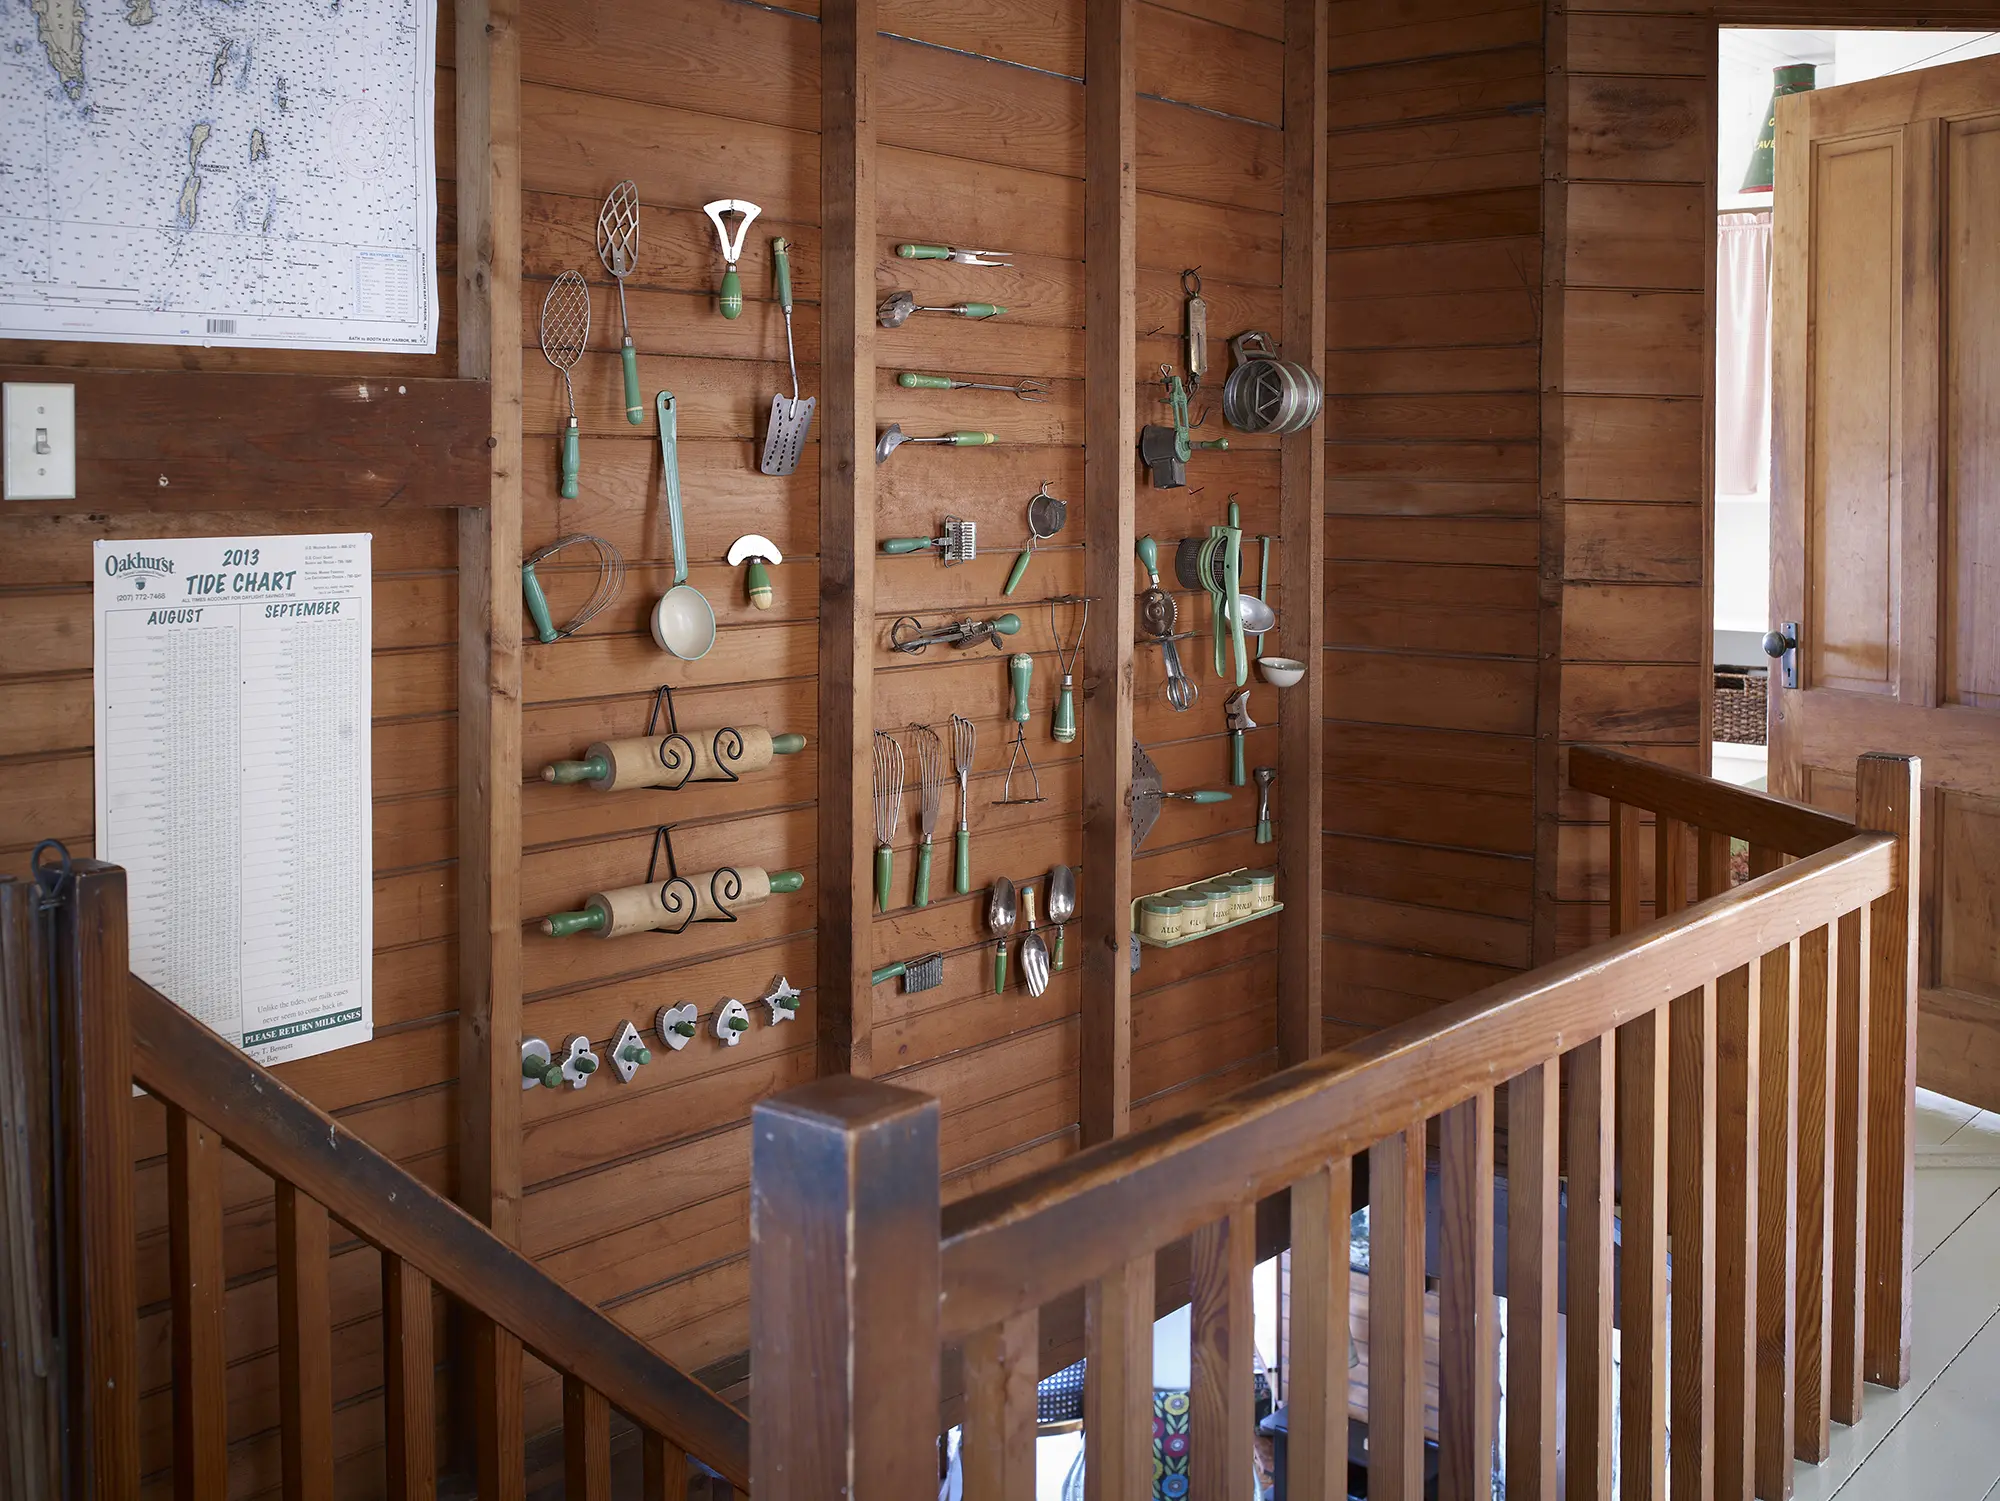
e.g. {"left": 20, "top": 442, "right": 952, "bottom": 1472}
{"left": 1321, "top": 0, "right": 1547, "bottom": 1036}
{"left": 0, "top": 24, "right": 465, "bottom": 1498}
{"left": 1547, "top": 0, "right": 1715, "bottom": 953}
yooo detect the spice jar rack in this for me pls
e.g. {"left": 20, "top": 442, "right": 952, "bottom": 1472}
{"left": 1130, "top": 867, "right": 1280, "bottom": 949}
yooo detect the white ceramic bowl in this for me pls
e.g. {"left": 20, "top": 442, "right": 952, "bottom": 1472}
{"left": 1256, "top": 656, "right": 1304, "bottom": 689}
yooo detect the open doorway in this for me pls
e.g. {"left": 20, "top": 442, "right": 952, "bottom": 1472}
{"left": 1710, "top": 27, "right": 2000, "bottom": 789}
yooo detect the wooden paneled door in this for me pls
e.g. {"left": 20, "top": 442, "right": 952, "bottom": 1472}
{"left": 1770, "top": 56, "right": 2000, "bottom": 1112}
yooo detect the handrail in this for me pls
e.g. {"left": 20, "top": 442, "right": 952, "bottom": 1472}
{"left": 935, "top": 829, "right": 1896, "bottom": 1340}
{"left": 1569, "top": 744, "right": 1855, "bottom": 857}
{"left": 126, "top": 975, "right": 752, "bottom": 1489}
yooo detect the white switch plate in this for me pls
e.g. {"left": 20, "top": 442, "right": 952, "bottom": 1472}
{"left": 4, "top": 383, "right": 76, "bottom": 500}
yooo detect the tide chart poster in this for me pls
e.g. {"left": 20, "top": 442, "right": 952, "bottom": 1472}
{"left": 93, "top": 534, "right": 373, "bottom": 1065}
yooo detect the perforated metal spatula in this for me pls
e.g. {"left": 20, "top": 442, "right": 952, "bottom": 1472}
{"left": 760, "top": 238, "right": 814, "bottom": 475}
{"left": 595, "top": 180, "right": 643, "bottom": 424}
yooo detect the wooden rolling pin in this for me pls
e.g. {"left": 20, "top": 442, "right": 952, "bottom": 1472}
{"left": 540, "top": 866, "right": 803, "bottom": 938}
{"left": 541, "top": 728, "right": 806, "bottom": 791}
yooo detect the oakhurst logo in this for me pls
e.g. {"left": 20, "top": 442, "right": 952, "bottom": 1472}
{"left": 103, "top": 551, "right": 175, "bottom": 591}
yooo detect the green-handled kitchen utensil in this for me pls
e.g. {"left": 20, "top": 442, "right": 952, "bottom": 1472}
{"left": 871, "top": 952, "right": 944, "bottom": 993}
{"left": 872, "top": 730, "right": 905, "bottom": 914}
{"left": 895, "top": 244, "right": 1011, "bottom": 266}
{"left": 760, "top": 238, "right": 815, "bottom": 475}
{"left": 1224, "top": 688, "right": 1254, "bottom": 787}
{"left": 539, "top": 271, "right": 590, "bottom": 499}
{"left": 1020, "top": 885, "right": 1050, "bottom": 998}
{"left": 701, "top": 199, "right": 760, "bottom": 318}
{"left": 950, "top": 714, "right": 976, "bottom": 894}
{"left": 897, "top": 372, "right": 1048, "bottom": 402}
{"left": 997, "top": 655, "right": 1045, "bottom": 806}
{"left": 1004, "top": 481, "right": 1067, "bottom": 597}
{"left": 1008, "top": 652, "right": 1033, "bottom": 724}
{"left": 987, "top": 876, "right": 1017, "bottom": 995}
{"left": 1046, "top": 863, "right": 1076, "bottom": 972}
{"left": 1049, "top": 595, "right": 1087, "bottom": 745}
{"left": 908, "top": 722, "right": 943, "bottom": 908}
{"left": 650, "top": 392, "right": 717, "bottom": 660}
{"left": 1130, "top": 741, "right": 1232, "bottom": 852}
{"left": 1254, "top": 766, "right": 1276, "bottom": 845}
{"left": 875, "top": 425, "right": 997, "bottom": 464}
{"left": 877, "top": 290, "right": 1006, "bottom": 327}
{"left": 520, "top": 534, "right": 623, "bottom": 645}
{"left": 595, "top": 180, "right": 643, "bottom": 424}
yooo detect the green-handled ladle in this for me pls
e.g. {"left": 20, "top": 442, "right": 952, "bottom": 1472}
{"left": 875, "top": 425, "right": 996, "bottom": 464}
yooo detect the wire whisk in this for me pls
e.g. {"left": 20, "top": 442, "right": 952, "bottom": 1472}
{"left": 872, "top": 731, "right": 906, "bottom": 914}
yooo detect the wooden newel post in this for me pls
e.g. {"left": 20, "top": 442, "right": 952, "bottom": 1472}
{"left": 54, "top": 860, "right": 140, "bottom": 1499}
{"left": 751, "top": 1077, "right": 942, "bottom": 1500}
{"left": 1854, "top": 752, "right": 1919, "bottom": 1388}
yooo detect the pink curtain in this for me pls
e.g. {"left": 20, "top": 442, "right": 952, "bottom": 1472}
{"left": 1715, "top": 211, "right": 1772, "bottom": 496}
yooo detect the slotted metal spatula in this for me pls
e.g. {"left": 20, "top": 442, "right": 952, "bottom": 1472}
{"left": 760, "top": 237, "right": 814, "bottom": 475}
{"left": 595, "top": 180, "right": 643, "bottom": 424}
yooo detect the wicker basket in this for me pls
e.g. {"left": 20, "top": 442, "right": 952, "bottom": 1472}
{"left": 1714, "top": 666, "right": 1768, "bottom": 745}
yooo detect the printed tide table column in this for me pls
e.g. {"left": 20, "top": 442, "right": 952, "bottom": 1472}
{"left": 94, "top": 535, "right": 373, "bottom": 1064}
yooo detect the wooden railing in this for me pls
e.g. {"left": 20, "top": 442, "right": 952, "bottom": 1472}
{"left": 0, "top": 860, "right": 749, "bottom": 1499}
{"left": 749, "top": 750, "right": 1923, "bottom": 1501}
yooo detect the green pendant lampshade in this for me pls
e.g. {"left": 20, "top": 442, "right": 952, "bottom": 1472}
{"left": 1742, "top": 63, "right": 1818, "bottom": 193}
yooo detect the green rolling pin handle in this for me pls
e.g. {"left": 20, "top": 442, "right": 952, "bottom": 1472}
{"left": 1230, "top": 734, "right": 1245, "bottom": 787}
{"left": 897, "top": 244, "right": 953, "bottom": 259}
{"left": 1052, "top": 682, "right": 1076, "bottom": 744}
{"left": 871, "top": 960, "right": 908, "bottom": 986}
{"left": 621, "top": 338, "right": 642, "bottom": 425}
{"left": 540, "top": 908, "right": 605, "bottom": 938}
{"left": 767, "top": 870, "right": 805, "bottom": 894}
{"left": 958, "top": 304, "right": 1007, "bottom": 320}
{"left": 719, "top": 264, "right": 743, "bottom": 319}
{"left": 1003, "top": 546, "right": 1033, "bottom": 597}
{"left": 560, "top": 420, "right": 581, "bottom": 500}
{"left": 1136, "top": 535, "right": 1161, "bottom": 587}
{"left": 994, "top": 937, "right": 1009, "bottom": 995}
{"left": 1257, "top": 814, "right": 1274, "bottom": 845}
{"left": 954, "top": 828, "right": 971, "bottom": 895}
{"left": 882, "top": 536, "right": 936, "bottom": 554}
{"left": 1008, "top": 652, "right": 1033, "bottom": 723}
{"left": 874, "top": 844, "right": 893, "bottom": 914}
{"left": 521, "top": 561, "right": 559, "bottom": 645}
{"left": 542, "top": 755, "right": 610, "bottom": 785}
{"left": 914, "top": 839, "right": 933, "bottom": 908}
{"left": 772, "top": 733, "right": 808, "bottom": 755}
{"left": 897, "top": 372, "right": 956, "bottom": 389}
{"left": 948, "top": 431, "right": 998, "bottom": 446}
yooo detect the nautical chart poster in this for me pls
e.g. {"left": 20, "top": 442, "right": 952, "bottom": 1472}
{"left": 0, "top": 0, "right": 437, "bottom": 352}
{"left": 94, "top": 534, "right": 373, "bottom": 1065}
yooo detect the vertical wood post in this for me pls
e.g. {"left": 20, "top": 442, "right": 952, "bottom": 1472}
{"left": 1370, "top": 1123, "right": 1426, "bottom": 1501}
{"left": 168, "top": 1106, "right": 229, "bottom": 1498}
{"left": 1755, "top": 939, "right": 1799, "bottom": 1501}
{"left": 57, "top": 861, "right": 138, "bottom": 1500}
{"left": 1507, "top": 1059, "right": 1559, "bottom": 1501}
{"left": 1715, "top": 960, "right": 1761, "bottom": 1501}
{"left": 1828, "top": 906, "right": 1870, "bottom": 1425}
{"left": 1079, "top": 0, "right": 1137, "bottom": 1145}
{"left": 0, "top": 880, "right": 57, "bottom": 1501}
{"left": 1566, "top": 1034, "right": 1615, "bottom": 1501}
{"left": 455, "top": 0, "right": 526, "bottom": 1485}
{"left": 1191, "top": 1205, "right": 1255, "bottom": 1501}
{"left": 1438, "top": 1092, "right": 1495, "bottom": 1501}
{"left": 961, "top": 1313, "right": 1037, "bottom": 1501}
{"left": 1085, "top": 1256, "right": 1156, "bottom": 1501}
{"left": 1288, "top": 1156, "right": 1351, "bottom": 1501}
{"left": 1855, "top": 753, "right": 1919, "bottom": 1388}
{"left": 1277, "top": 0, "right": 1327, "bottom": 1067}
{"left": 751, "top": 1078, "right": 940, "bottom": 1500}
{"left": 818, "top": 0, "right": 877, "bottom": 1078}
{"left": 1794, "top": 924, "right": 1835, "bottom": 1463}
{"left": 1670, "top": 978, "right": 1718, "bottom": 1501}
{"left": 1620, "top": 1006, "right": 1669, "bottom": 1501}
{"left": 382, "top": 1253, "right": 436, "bottom": 1501}
{"left": 277, "top": 1183, "right": 334, "bottom": 1501}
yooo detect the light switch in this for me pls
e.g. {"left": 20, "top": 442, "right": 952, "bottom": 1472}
{"left": 5, "top": 383, "right": 76, "bottom": 500}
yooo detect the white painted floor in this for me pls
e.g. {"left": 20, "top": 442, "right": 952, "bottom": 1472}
{"left": 1791, "top": 1089, "right": 2000, "bottom": 1501}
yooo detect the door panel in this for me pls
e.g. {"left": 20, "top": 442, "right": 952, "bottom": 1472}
{"left": 1809, "top": 136, "right": 1901, "bottom": 697}
{"left": 1945, "top": 116, "right": 2000, "bottom": 708}
{"left": 1771, "top": 58, "right": 2000, "bottom": 1110}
